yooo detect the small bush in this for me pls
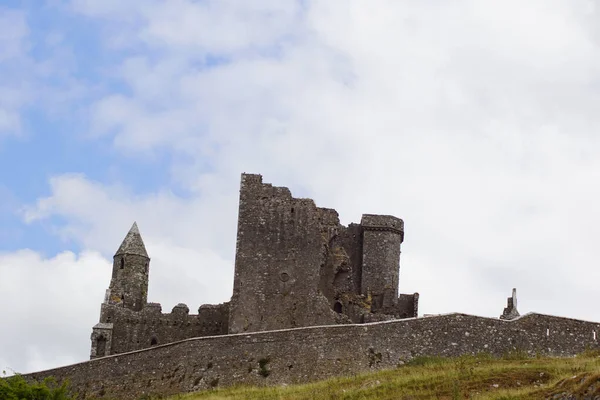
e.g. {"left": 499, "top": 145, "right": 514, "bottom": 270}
{"left": 258, "top": 358, "right": 270, "bottom": 378}
{"left": 0, "top": 372, "right": 72, "bottom": 400}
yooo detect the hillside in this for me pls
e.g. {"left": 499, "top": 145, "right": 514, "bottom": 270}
{"left": 167, "top": 352, "right": 600, "bottom": 400}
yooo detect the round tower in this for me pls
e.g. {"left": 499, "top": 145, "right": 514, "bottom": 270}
{"left": 108, "top": 222, "right": 150, "bottom": 311}
{"left": 360, "top": 214, "right": 404, "bottom": 311}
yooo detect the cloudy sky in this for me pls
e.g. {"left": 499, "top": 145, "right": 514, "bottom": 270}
{"left": 2, "top": 0, "right": 600, "bottom": 374}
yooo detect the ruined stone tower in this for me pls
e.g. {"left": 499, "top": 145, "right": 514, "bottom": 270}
{"left": 360, "top": 214, "right": 404, "bottom": 311}
{"left": 500, "top": 288, "right": 520, "bottom": 320}
{"left": 227, "top": 173, "right": 418, "bottom": 334}
{"left": 227, "top": 174, "right": 347, "bottom": 334}
{"left": 90, "top": 222, "right": 151, "bottom": 359}
{"left": 107, "top": 222, "right": 150, "bottom": 311}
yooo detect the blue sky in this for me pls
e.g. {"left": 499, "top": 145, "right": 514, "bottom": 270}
{"left": 3, "top": 0, "right": 600, "bottom": 375}
{"left": 0, "top": 1, "right": 186, "bottom": 255}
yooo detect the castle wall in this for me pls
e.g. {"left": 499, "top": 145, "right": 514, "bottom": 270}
{"left": 228, "top": 174, "right": 344, "bottom": 334}
{"left": 93, "top": 302, "right": 229, "bottom": 356}
{"left": 28, "top": 313, "right": 600, "bottom": 400}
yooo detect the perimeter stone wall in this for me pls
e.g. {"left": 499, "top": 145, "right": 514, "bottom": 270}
{"left": 26, "top": 312, "right": 600, "bottom": 400}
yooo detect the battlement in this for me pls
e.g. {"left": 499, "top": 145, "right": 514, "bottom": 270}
{"left": 143, "top": 302, "right": 162, "bottom": 314}
{"left": 361, "top": 214, "right": 404, "bottom": 239}
{"left": 91, "top": 301, "right": 229, "bottom": 358}
{"left": 240, "top": 173, "right": 263, "bottom": 185}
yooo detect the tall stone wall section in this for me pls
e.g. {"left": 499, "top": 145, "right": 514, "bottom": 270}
{"left": 28, "top": 313, "right": 600, "bottom": 400}
{"left": 228, "top": 174, "right": 345, "bottom": 333}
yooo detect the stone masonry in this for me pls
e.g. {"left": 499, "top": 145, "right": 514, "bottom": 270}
{"left": 28, "top": 313, "right": 600, "bottom": 400}
{"left": 500, "top": 288, "right": 521, "bottom": 320}
{"left": 91, "top": 173, "right": 418, "bottom": 359}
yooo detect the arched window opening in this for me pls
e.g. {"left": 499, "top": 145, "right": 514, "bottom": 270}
{"left": 96, "top": 336, "right": 107, "bottom": 357}
{"left": 150, "top": 337, "right": 158, "bottom": 346}
{"left": 106, "top": 315, "right": 112, "bottom": 323}
{"left": 334, "top": 301, "right": 343, "bottom": 314}
{"left": 120, "top": 258, "right": 125, "bottom": 269}
{"left": 145, "top": 263, "right": 149, "bottom": 274}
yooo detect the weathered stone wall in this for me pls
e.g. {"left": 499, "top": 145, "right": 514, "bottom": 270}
{"left": 28, "top": 313, "right": 600, "bottom": 400}
{"left": 318, "top": 223, "right": 362, "bottom": 313}
{"left": 228, "top": 174, "right": 347, "bottom": 334}
{"left": 93, "top": 302, "right": 229, "bottom": 357}
{"left": 108, "top": 253, "right": 149, "bottom": 312}
{"left": 396, "top": 293, "right": 419, "bottom": 319}
{"left": 227, "top": 174, "right": 417, "bottom": 334}
{"left": 361, "top": 214, "right": 404, "bottom": 310}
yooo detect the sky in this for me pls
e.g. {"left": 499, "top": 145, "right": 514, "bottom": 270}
{"left": 2, "top": 0, "right": 600, "bottom": 375}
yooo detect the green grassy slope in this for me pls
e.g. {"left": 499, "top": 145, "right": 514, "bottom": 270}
{"left": 168, "top": 351, "right": 600, "bottom": 400}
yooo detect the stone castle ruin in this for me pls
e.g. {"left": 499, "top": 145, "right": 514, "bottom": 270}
{"left": 91, "top": 173, "right": 418, "bottom": 358}
{"left": 24, "top": 173, "right": 600, "bottom": 400}
{"left": 500, "top": 288, "right": 520, "bottom": 320}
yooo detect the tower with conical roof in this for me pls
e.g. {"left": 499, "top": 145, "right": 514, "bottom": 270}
{"left": 107, "top": 222, "right": 150, "bottom": 311}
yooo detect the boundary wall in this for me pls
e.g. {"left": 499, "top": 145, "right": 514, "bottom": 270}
{"left": 26, "top": 312, "right": 600, "bottom": 399}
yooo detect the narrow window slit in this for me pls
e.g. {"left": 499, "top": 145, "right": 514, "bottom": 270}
{"left": 96, "top": 336, "right": 106, "bottom": 357}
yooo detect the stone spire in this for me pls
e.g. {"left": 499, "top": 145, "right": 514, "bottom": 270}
{"left": 500, "top": 288, "right": 520, "bottom": 320}
{"left": 114, "top": 222, "right": 149, "bottom": 258}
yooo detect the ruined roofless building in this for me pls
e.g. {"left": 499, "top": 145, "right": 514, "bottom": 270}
{"left": 90, "top": 173, "right": 419, "bottom": 359}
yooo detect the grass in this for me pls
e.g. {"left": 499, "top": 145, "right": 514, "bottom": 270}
{"left": 166, "top": 350, "right": 600, "bottom": 400}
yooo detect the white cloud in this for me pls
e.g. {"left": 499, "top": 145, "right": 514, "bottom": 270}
{"left": 0, "top": 250, "right": 109, "bottom": 374}
{"left": 68, "top": 0, "right": 600, "bottom": 322}
{"left": 22, "top": 174, "right": 239, "bottom": 260}
{"left": 21, "top": 172, "right": 235, "bottom": 302}
{"left": 2, "top": 202, "right": 233, "bottom": 374}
